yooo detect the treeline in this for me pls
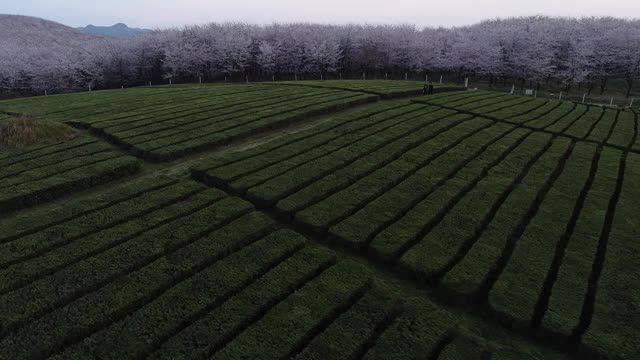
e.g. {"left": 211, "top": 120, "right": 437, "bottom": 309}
{"left": 1, "top": 16, "right": 639, "bottom": 96}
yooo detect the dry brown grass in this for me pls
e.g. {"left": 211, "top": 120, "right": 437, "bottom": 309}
{"left": 0, "top": 115, "right": 78, "bottom": 149}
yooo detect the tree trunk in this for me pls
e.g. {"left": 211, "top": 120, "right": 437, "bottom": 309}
{"left": 599, "top": 78, "right": 608, "bottom": 95}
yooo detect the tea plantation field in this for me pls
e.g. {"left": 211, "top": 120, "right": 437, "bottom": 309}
{"left": 0, "top": 81, "right": 637, "bottom": 359}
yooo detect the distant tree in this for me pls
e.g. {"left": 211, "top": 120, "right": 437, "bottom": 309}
{"left": 608, "top": 24, "right": 640, "bottom": 97}
{"left": 2, "top": 14, "right": 640, "bottom": 96}
{"left": 257, "top": 41, "right": 278, "bottom": 75}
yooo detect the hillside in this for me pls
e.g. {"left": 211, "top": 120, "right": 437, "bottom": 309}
{"left": 0, "top": 14, "right": 103, "bottom": 51}
{"left": 0, "top": 15, "right": 107, "bottom": 91}
{"left": 78, "top": 23, "right": 150, "bottom": 37}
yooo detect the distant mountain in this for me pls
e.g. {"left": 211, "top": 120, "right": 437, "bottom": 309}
{"left": 78, "top": 23, "right": 150, "bottom": 37}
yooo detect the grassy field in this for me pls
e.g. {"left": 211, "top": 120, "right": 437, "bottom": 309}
{"left": 0, "top": 80, "right": 637, "bottom": 359}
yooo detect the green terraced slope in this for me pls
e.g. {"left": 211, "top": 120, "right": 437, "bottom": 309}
{"left": 0, "top": 82, "right": 636, "bottom": 359}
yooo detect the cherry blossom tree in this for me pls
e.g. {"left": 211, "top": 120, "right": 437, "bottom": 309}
{"left": 2, "top": 14, "right": 639, "bottom": 98}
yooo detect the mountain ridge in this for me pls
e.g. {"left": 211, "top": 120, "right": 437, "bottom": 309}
{"left": 78, "top": 23, "right": 150, "bottom": 37}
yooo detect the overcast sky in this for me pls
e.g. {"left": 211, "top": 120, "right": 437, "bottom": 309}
{"left": 1, "top": 0, "right": 639, "bottom": 28}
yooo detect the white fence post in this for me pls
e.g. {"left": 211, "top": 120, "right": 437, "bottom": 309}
{"left": 439, "top": 75, "right": 443, "bottom": 84}
{"left": 464, "top": 77, "right": 469, "bottom": 88}
{"left": 246, "top": 75, "right": 249, "bottom": 83}
{"left": 362, "top": 72, "right": 366, "bottom": 80}
{"left": 405, "top": 73, "right": 408, "bottom": 81}
{"left": 149, "top": 81, "right": 152, "bottom": 87}
{"left": 582, "top": 94, "right": 586, "bottom": 103}
{"left": 630, "top": 98, "right": 635, "bottom": 108}
{"left": 339, "top": 72, "right": 342, "bottom": 80}
{"left": 559, "top": 92, "right": 563, "bottom": 101}
{"left": 610, "top": 97, "right": 614, "bottom": 106}
{"left": 510, "top": 84, "right": 515, "bottom": 95}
